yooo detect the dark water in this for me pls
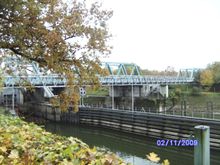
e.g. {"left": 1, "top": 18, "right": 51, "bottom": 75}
{"left": 44, "top": 122, "right": 220, "bottom": 165}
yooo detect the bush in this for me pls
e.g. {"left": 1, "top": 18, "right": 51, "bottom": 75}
{"left": 191, "top": 86, "right": 202, "bottom": 96}
{"left": 0, "top": 115, "right": 128, "bottom": 165}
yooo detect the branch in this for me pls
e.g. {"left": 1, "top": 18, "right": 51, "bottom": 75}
{"left": 9, "top": 47, "right": 47, "bottom": 64}
{"left": 64, "top": 34, "right": 76, "bottom": 41}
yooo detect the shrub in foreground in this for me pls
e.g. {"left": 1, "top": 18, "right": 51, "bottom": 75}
{"left": 0, "top": 115, "right": 128, "bottom": 165}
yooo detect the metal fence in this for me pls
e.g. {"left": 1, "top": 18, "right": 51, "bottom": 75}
{"left": 82, "top": 103, "right": 220, "bottom": 120}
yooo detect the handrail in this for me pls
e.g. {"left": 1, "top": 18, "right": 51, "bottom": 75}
{"left": 3, "top": 74, "right": 194, "bottom": 87}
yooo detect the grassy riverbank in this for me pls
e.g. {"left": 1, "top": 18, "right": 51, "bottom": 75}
{"left": 0, "top": 114, "right": 128, "bottom": 165}
{"left": 184, "top": 92, "right": 220, "bottom": 106}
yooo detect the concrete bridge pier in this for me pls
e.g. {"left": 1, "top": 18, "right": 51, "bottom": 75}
{"left": 160, "top": 85, "right": 169, "bottom": 98}
{"left": 109, "top": 86, "right": 143, "bottom": 110}
{"left": 109, "top": 85, "right": 169, "bottom": 98}
{"left": 109, "top": 86, "right": 143, "bottom": 97}
{"left": 108, "top": 85, "right": 169, "bottom": 110}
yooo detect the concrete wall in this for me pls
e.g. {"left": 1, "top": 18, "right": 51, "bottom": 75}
{"left": 0, "top": 88, "right": 24, "bottom": 105}
{"left": 19, "top": 103, "right": 79, "bottom": 123}
{"left": 19, "top": 103, "right": 220, "bottom": 150}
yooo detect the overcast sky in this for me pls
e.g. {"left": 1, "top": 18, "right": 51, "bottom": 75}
{"left": 100, "top": 0, "right": 220, "bottom": 71}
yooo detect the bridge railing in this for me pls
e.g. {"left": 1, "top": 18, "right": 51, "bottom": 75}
{"left": 3, "top": 74, "right": 194, "bottom": 87}
{"left": 3, "top": 75, "right": 67, "bottom": 87}
{"left": 99, "top": 75, "right": 194, "bottom": 85}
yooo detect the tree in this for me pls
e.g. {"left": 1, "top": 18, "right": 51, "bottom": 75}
{"left": 200, "top": 69, "right": 214, "bottom": 86}
{"left": 0, "top": 0, "right": 113, "bottom": 111}
{"left": 208, "top": 62, "right": 220, "bottom": 84}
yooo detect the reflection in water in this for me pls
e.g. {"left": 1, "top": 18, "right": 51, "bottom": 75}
{"left": 44, "top": 122, "right": 220, "bottom": 165}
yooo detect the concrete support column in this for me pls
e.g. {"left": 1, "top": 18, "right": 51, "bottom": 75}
{"left": 160, "top": 85, "right": 169, "bottom": 98}
{"left": 112, "top": 84, "right": 114, "bottom": 109}
{"left": 12, "top": 85, "right": 14, "bottom": 111}
{"left": 131, "top": 84, "right": 134, "bottom": 111}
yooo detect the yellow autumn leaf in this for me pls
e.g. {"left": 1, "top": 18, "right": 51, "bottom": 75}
{"left": 8, "top": 149, "right": 19, "bottom": 159}
{"left": 162, "top": 159, "right": 170, "bottom": 165}
{"left": 0, "top": 146, "right": 7, "bottom": 153}
{"left": 0, "top": 155, "right": 4, "bottom": 163}
{"left": 22, "top": 125, "right": 30, "bottom": 130}
{"left": 146, "top": 152, "right": 160, "bottom": 163}
{"left": 57, "top": 142, "right": 62, "bottom": 146}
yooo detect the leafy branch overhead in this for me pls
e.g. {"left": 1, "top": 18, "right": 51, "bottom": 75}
{"left": 0, "top": 0, "right": 113, "bottom": 110}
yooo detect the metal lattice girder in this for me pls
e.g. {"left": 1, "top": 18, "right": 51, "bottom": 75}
{"left": 3, "top": 75, "right": 194, "bottom": 87}
{"left": 30, "top": 62, "right": 55, "bottom": 97}
{"left": 2, "top": 56, "right": 56, "bottom": 97}
{"left": 178, "top": 68, "right": 200, "bottom": 79}
{"left": 4, "top": 75, "right": 67, "bottom": 87}
{"left": 98, "top": 75, "right": 194, "bottom": 86}
{"left": 101, "top": 62, "right": 142, "bottom": 76}
{"left": 117, "top": 64, "right": 127, "bottom": 75}
{"left": 2, "top": 56, "right": 197, "bottom": 88}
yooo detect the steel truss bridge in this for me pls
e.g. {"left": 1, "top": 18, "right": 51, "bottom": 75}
{"left": 2, "top": 56, "right": 199, "bottom": 97}
{"left": 4, "top": 74, "right": 195, "bottom": 87}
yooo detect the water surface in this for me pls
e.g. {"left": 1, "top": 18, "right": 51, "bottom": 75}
{"left": 44, "top": 122, "right": 220, "bottom": 165}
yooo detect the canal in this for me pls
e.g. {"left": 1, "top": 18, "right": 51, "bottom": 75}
{"left": 44, "top": 122, "right": 220, "bottom": 165}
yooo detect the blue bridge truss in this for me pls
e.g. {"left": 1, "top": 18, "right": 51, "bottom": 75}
{"left": 1, "top": 56, "right": 199, "bottom": 97}
{"left": 1, "top": 56, "right": 199, "bottom": 87}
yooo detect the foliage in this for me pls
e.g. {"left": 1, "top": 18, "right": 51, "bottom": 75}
{"left": 87, "top": 86, "right": 109, "bottom": 96}
{"left": 0, "top": 69, "right": 4, "bottom": 90}
{"left": 0, "top": 0, "right": 113, "bottom": 111}
{"left": 207, "top": 62, "right": 220, "bottom": 84}
{"left": 168, "top": 90, "right": 179, "bottom": 106}
{"left": 199, "top": 69, "right": 214, "bottom": 86}
{"left": 198, "top": 62, "right": 220, "bottom": 87}
{"left": 190, "top": 86, "right": 202, "bottom": 96}
{"left": 174, "top": 87, "right": 182, "bottom": 97}
{"left": 146, "top": 152, "right": 170, "bottom": 165}
{"left": 0, "top": 114, "right": 129, "bottom": 165}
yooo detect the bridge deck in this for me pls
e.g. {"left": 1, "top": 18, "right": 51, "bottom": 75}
{"left": 3, "top": 75, "right": 194, "bottom": 87}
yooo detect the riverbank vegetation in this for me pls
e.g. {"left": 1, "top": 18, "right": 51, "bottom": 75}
{"left": 169, "top": 85, "right": 220, "bottom": 106}
{"left": 0, "top": 111, "right": 171, "bottom": 165}
{"left": 0, "top": 114, "right": 128, "bottom": 165}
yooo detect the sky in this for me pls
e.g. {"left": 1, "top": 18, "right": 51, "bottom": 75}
{"left": 100, "top": 0, "right": 220, "bottom": 71}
